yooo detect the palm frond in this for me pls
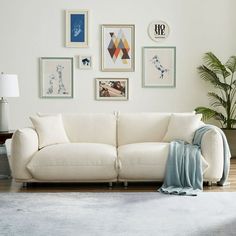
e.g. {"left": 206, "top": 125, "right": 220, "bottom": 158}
{"left": 225, "top": 56, "right": 236, "bottom": 74}
{"left": 208, "top": 92, "right": 227, "bottom": 108}
{"left": 195, "top": 107, "right": 226, "bottom": 125}
{"left": 198, "top": 65, "right": 231, "bottom": 91}
{"left": 203, "top": 52, "right": 230, "bottom": 78}
{"left": 197, "top": 53, "right": 236, "bottom": 128}
{"left": 228, "top": 119, "right": 236, "bottom": 126}
{"left": 230, "top": 87, "right": 236, "bottom": 105}
{"left": 230, "top": 105, "right": 236, "bottom": 118}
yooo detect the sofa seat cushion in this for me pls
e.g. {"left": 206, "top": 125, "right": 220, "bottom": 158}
{"left": 27, "top": 143, "right": 117, "bottom": 181}
{"left": 118, "top": 142, "right": 169, "bottom": 181}
{"left": 118, "top": 142, "right": 209, "bottom": 181}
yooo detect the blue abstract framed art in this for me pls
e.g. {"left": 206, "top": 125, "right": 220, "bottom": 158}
{"left": 66, "top": 10, "right": 88, "bottom": 48}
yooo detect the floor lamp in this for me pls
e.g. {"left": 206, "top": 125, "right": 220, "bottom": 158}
{"left": 0, "top": 73, "right": 19, "bottom": 132}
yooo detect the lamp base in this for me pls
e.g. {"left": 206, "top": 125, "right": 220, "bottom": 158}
{"left": 0, "top": 99, "right": 9, "bottom": 132}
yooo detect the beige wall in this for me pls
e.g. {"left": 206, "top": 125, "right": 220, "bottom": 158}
{"left": 0, "top": 0, "right": 236, "bottom": 129}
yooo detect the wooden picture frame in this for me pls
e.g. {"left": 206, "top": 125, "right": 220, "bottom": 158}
{"left": 101, "top": 24, "right": 135, "bottom": 72}
{"left": 95, "top": 78, "right": 129, "bottom": 101}
{"left": 65, "top": 10, "right": 89, "bottom": 48}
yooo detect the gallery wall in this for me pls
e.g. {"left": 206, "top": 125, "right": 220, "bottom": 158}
{"left": 0, "top": 0, "right": 236, "bottom": 129}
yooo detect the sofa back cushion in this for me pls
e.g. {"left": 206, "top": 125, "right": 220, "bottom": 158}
{"left": 30, "top": 114, "right": 69, "bottom": 149}
{"left": 163, "top": 113, "right": 202, "bottom": 144}
{"left": 118, "top": 113, "right": 171, "bottom": 146}
{"left": 62, "top": 113, "right": 116, "bottom": 146}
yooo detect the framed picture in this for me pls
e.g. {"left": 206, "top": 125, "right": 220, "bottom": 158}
{"left": 148, "top": 21, "right": 170, "bottom": 42}
{"left": 79, "top": 55, "right": 92, "bottom": 69}
{"left": 95, "top": 78, "right": 129, "bottom": 101}
{"left": 101, "top": 24, "right": 135, "bottom": 72}
{"left": 39, "top": 57, "right": 74, "bottom": 98}
{"left": 142, "top": 47, "right": 176, "bottom": 88}
{"left": 65, "top": 10, "right": 88, "bottom": 48}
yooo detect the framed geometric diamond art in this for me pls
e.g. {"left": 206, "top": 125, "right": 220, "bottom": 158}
{"left": 101, "top": 24, "right": 135, "bottom": 72}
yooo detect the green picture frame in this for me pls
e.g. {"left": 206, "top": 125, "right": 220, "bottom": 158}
{"left": 39, "top": 57, "right": 74, "bottom": 98}
{"left": 142, "top": 46, "right": 176, "bottom": 88}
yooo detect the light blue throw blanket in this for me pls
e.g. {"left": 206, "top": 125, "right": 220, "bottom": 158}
{"left": 159, "top": 125, "right": 231, "bottom": 196}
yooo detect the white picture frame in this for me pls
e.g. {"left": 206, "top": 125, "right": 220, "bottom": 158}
{"left": 148, "top": 21, "right": 170, "bottom": 42}
{"left": 79, "top": 55, "right": 92, "bottom": 69}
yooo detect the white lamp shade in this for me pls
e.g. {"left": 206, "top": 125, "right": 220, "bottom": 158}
{"left": 0, "top": 74, "right": 19, "bottom": 97}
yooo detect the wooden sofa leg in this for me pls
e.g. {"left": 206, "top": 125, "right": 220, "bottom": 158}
{"left": 124, "top": 181, "right": 128, "bottom": 189}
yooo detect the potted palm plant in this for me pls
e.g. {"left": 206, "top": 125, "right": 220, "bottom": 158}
{"left": 195, "top": 52, "right": 236, "bottom": 157}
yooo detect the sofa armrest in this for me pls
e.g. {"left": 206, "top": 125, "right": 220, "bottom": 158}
{"left": 11, "top": 128, "right": 39, "bottom": 180}
{"left": 201, "top": 128, "right": 224, "bottom": 181}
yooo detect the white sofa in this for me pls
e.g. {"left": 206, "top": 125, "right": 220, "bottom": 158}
{"left": 10, "top": 113, "right": 224, "bottom": 185}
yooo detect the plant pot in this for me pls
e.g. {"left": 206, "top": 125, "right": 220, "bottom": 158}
{"left": 222, "top": 129, "right": 236, "bottom": 158}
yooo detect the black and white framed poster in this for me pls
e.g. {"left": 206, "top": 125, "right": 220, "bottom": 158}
{"left": 148, "top": 21, "right": 169, "bottom": 42}
{"left": 142, "top": 47, "right": 176, "bottom": 88}
{"left": 39, "top": 57, "right": 74, "bottom": 98}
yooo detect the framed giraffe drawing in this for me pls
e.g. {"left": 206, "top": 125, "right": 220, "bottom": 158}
{"left": 101, "top": 24, "right": 135, "bottom": 72}
{"left": 39, "top": 57, "right": 74, "bottom": 98}
{"left": 142, "top": 47, "right": 176, "bottom": 88}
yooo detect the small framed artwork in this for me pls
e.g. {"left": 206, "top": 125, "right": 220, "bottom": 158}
{"left": 142, "top": 47, "right": 176, "bottom": 88}
{"left": 79, "top": 55, "right": 92, "bottom": 69}
{"left": 148, "top": 21, "right": 170, "bottom": 42}
{"left": 39, "top": 57, "right": 74, "bottom": 98}
{"left": 95, "top": 78, "right": 129, "bottom": 101}
{"left": 65, "top": 10, "right": 88, "bottom": 48}
{"left": 101, "top": 24, "right": 135, "bottom": 72}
